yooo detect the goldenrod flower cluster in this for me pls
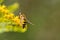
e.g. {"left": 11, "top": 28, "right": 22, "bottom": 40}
{"left": 0, "top": 0, "right": 27, "bottom": 33}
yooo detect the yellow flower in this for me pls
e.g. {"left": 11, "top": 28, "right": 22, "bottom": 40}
{"left": 12, "top": 16, "right": 20, "bottom": 25}
{"left": 1, "top": 5, "right": 6, "bottom": 9}
{"left": 4, "top": 13, "right": 14, "bottom": 19}
{"left": 0, "top": 6, "right": 1, "bottom": 8}
{"left": 9, "top": 13, "right": 14, "bottom": 17}
{"left": 0, "top": 8, "right": 9, "bottom": 14}
{"left": 3, "top": 9, "right": 9, "bottom": 14}
{"left": 0, "top": 5, "right": 9, "bottom": 14}
{"left": 0, "top": 6, "right": 3, "bottom": 11}
{"left": 13, "top": 26, "right": 18, "bottom": 32}
{"left": 1, "top": 8, "right": 5, "bottom": 13}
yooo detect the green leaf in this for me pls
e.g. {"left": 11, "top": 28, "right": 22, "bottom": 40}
{"left": 8, "top": 2, "right": 19, "bottom": 13}
{"left": 0, "top": 0, "right": 4, "bottom": 4}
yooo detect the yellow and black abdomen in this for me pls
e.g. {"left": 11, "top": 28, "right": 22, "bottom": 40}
{"left": 22, "top": 21, "right": 27, "bottom": 29}
{"left": 19, "top": 19, "right": 28, "bottom": 33}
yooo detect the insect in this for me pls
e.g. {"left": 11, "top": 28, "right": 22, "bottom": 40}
{"left": 19, "top": 12, "right": 27, "bottom": 29}
{"left": 19, "top": 12, "right": 34, "bottom": 29}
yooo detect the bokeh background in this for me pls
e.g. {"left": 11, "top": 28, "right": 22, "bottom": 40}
{"left": 0, "top": 0, "right": 60, "bottom": 40}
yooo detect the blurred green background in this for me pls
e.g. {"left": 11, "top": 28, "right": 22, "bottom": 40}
{"left": 0, "top": 0, "right": 60, "bottom": 40}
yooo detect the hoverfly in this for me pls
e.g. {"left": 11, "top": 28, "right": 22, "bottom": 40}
{"left": 19, "top": 12, "right": 34, "bottom": 29}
